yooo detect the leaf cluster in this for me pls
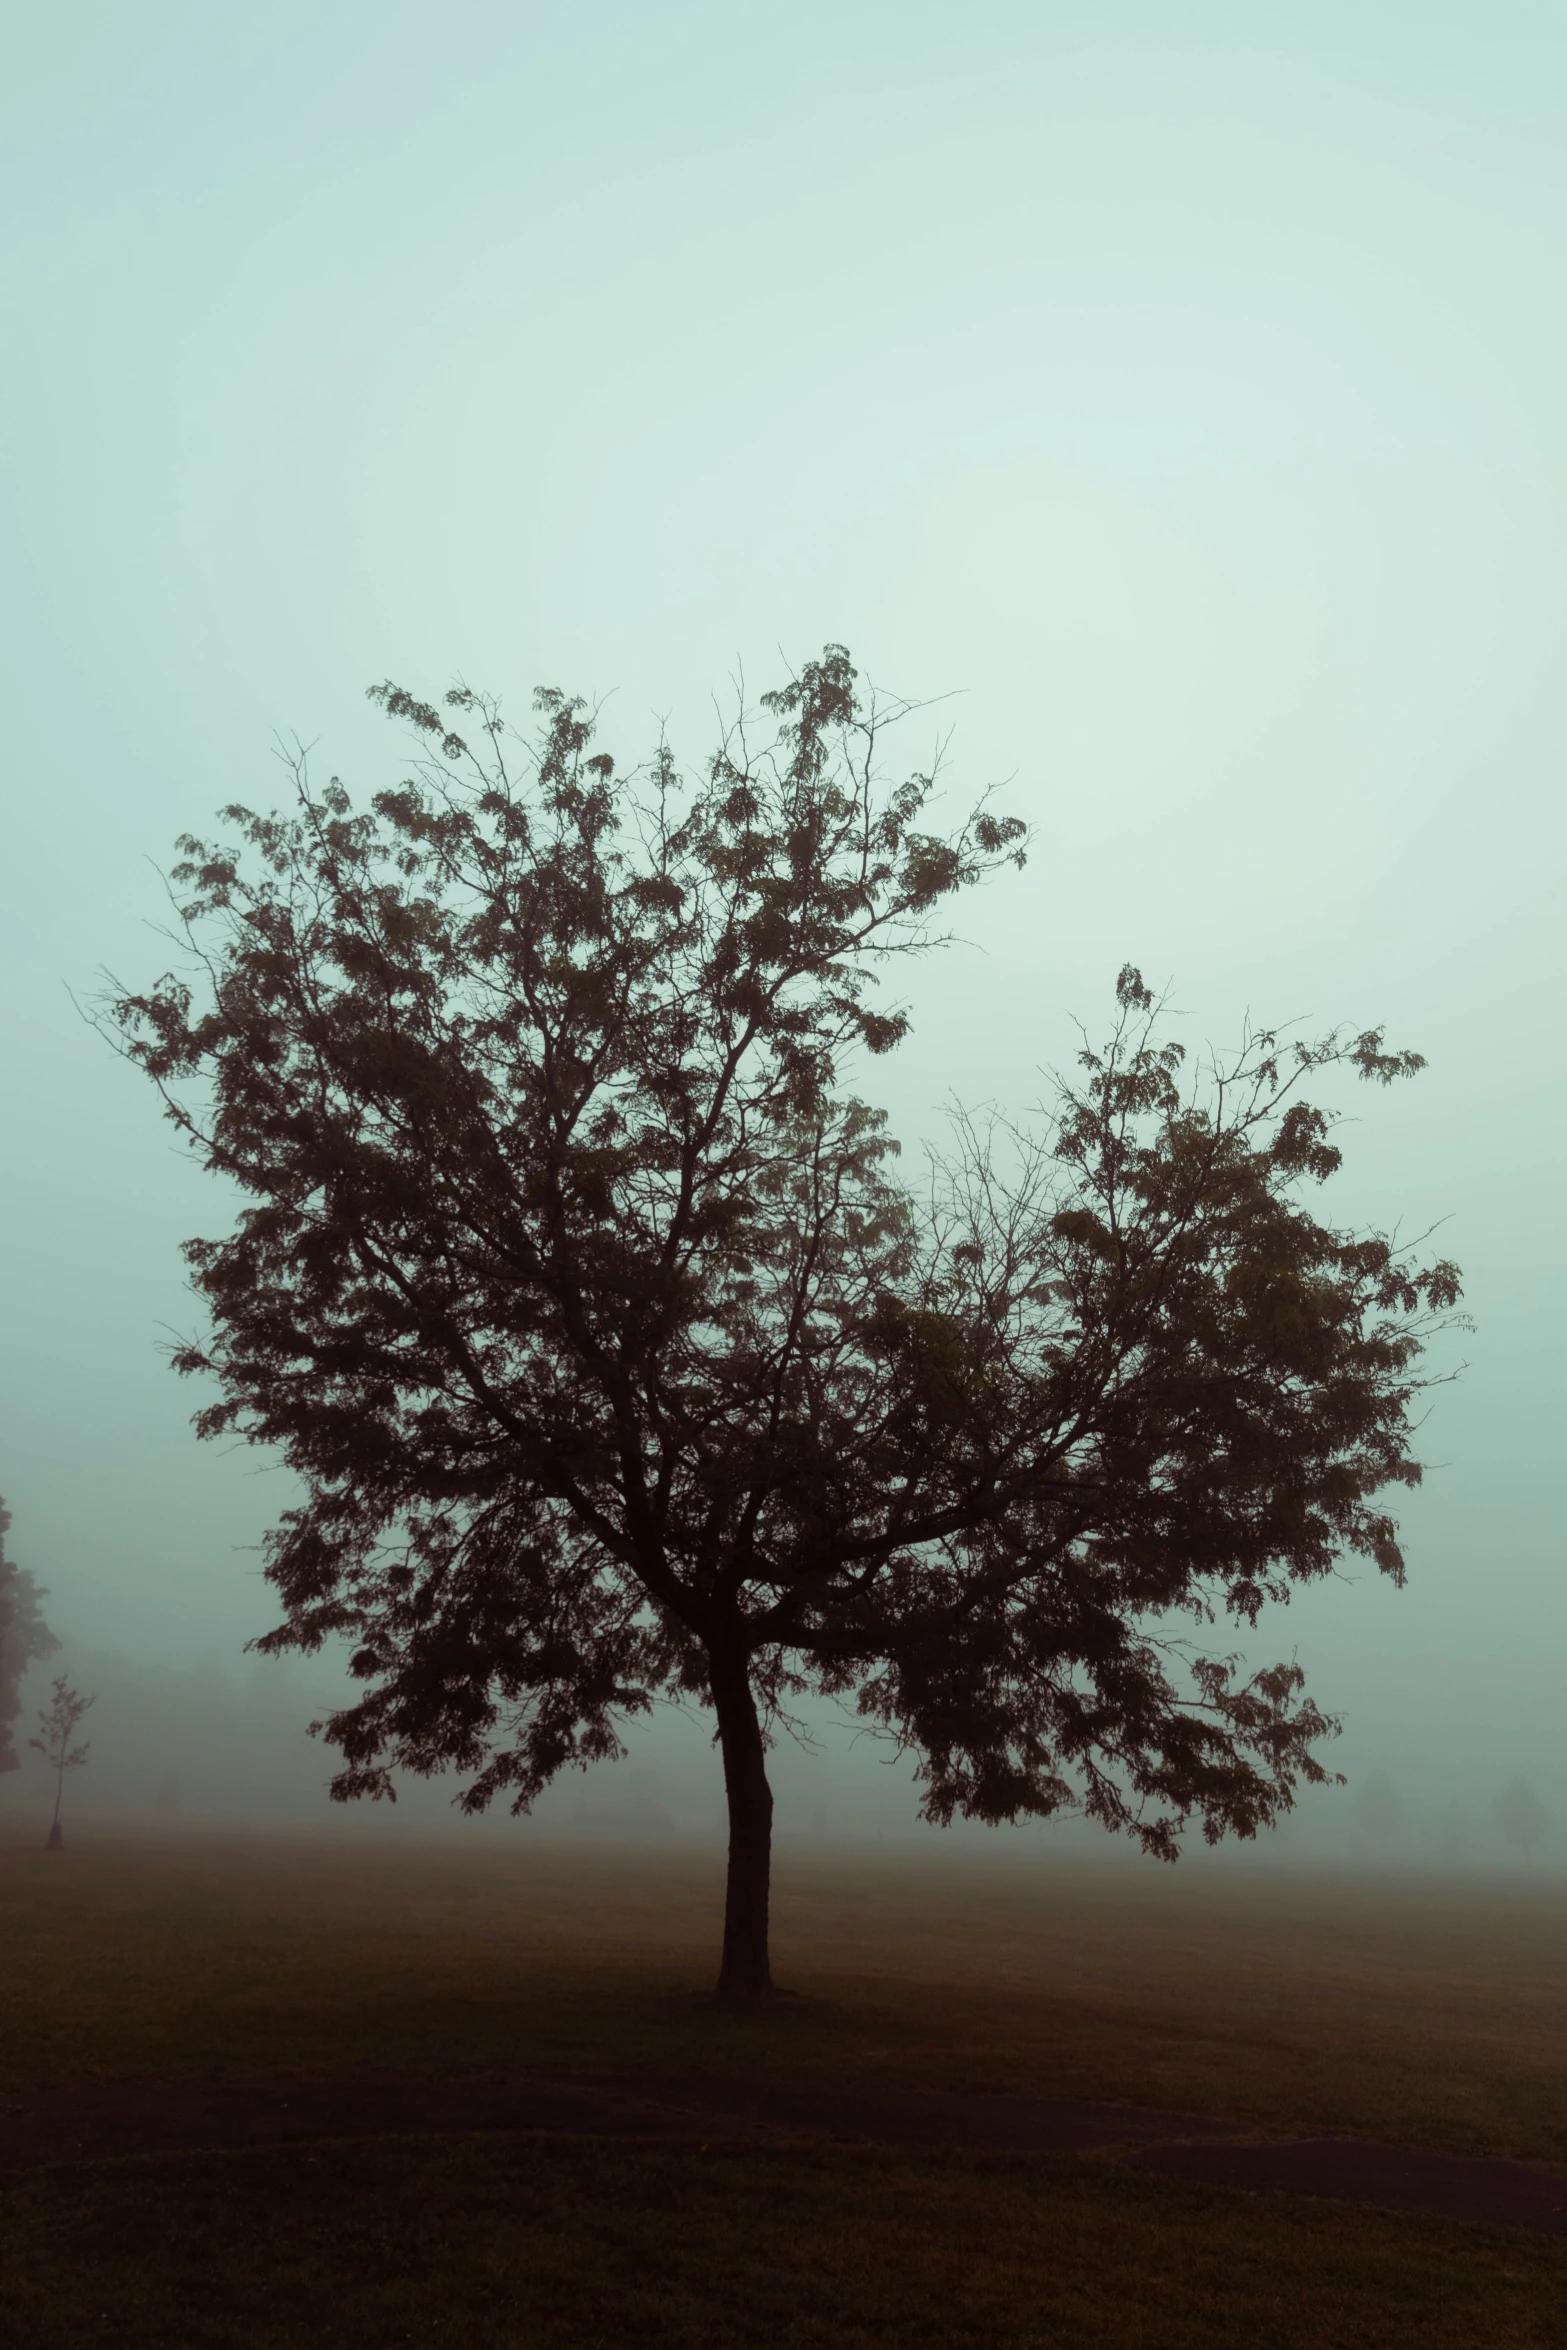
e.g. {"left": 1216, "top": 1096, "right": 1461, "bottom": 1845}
{"left": 104, "top": 651, "right": 1461, "bottom": 1855}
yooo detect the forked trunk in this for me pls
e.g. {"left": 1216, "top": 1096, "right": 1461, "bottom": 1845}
{"left": 710, "top": 1650, "right": 776, "bottom": 2003}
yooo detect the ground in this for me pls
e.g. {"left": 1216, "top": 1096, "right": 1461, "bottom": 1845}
{"left": 2, "top": 1821, "right": 1564, "bottom": 2346}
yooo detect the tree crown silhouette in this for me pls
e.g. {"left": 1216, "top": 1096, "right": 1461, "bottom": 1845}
{"left": 108, "top": 647, "right": 1461, "bottom": 1996}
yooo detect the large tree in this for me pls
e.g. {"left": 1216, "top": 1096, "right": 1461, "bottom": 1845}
{"left": 109, "top": 648, "right": 1461, "bottom": 2000}
{"left": 0, "top": 1496, "right": 58, "bottom": 1774}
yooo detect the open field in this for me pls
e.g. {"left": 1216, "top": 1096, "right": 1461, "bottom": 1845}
{"left": 3, "top": 1823, "right": 1565, "bottom": 2345}
{"left": 6, "top": 2134, "right": 1566, "bottom": 2350}
{"left": 5, "top": 1822, "right": 1565, "bottom": 2154}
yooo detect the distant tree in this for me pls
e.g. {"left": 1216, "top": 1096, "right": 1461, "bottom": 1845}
{"left": 31, "top": 1675, "right": 93, "bottom": 1850}
{"left": 0, "top": 1494, "right": 59, "bottom": 1773}
{"left": 1490, "top": 1776, "right": 1551, "bottom": 1862}
{"left": 106, "top": 648, "right": 1462, "bottom": 2000}
{"left": 1351, "top": 1768, "right": 1404, "bottom": 1850}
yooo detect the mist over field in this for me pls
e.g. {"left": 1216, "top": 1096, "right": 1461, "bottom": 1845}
{"left": 0, "top": 1638, "right": 1556, "bottom": 1884}
{"left": 2, "top": 0, "right": 1563, "bottom": 1869}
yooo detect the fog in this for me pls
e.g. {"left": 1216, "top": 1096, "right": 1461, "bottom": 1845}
{"left": 2, "top": 2, "right": 1563, "bottom": 1858}
{"left": 3, "top": 1639, "right": 1558, "bottom": 1882}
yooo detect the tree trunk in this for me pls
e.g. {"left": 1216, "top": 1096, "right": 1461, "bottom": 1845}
{"left": 709, "top": 1650, "right": 776, "bottom": 2003}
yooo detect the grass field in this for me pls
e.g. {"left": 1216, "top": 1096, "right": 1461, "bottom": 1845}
{"left": 3, "top": 1822, "right": 1565, "bottom": 2345}
{"left": 6, "top": 1823, "right": 1565, "bottom": 2153}
{"left": 7, "top": 2134, "right": 1567, "bottom": 2350}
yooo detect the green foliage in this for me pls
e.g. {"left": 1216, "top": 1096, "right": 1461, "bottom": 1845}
{"left": 106, "top": 647, "right": 1461, "bottom": 1868}
{"left": 0, "top": 1496, "right": 58, "bottom": 1773}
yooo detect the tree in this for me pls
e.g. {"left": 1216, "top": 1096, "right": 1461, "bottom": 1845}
{"left": 106, "top": 647, "right": 1462, "bottom": 2001}
{"left": 0, "top": 1494, "right": 58, "bottom": 1774}
{"left": 1491, "top": 1776, "right": 1550, "bottom": 1862}
{"left": 31, "top": 1675, "right": 93, "bottom": 1850}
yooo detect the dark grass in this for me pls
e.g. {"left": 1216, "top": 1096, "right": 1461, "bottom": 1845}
{"left": 4, "top": 2133, "right": 1565, "bottom": 2350}
{"left": 4, "top": 1826, "right": 1566, "bottom": 2159}
{"left": 7, "top": 1827, "right": 1567, "bottom": 2346}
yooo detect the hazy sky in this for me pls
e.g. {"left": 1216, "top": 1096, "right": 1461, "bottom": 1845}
{"left": 3, "top": 1, "right": 1563, "bottom": 1795}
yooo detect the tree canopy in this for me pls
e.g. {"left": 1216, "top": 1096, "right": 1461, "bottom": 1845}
{"left": 0, "top": 1495, "right": 58, "bottom": 1774}
{"left": 109, "top": 646, "right": 1462, "bottom": 1997}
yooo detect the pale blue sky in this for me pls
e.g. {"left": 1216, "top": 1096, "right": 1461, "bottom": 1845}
{"left": 2, "top": 1, "right": 1563, "bottom": 1796}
